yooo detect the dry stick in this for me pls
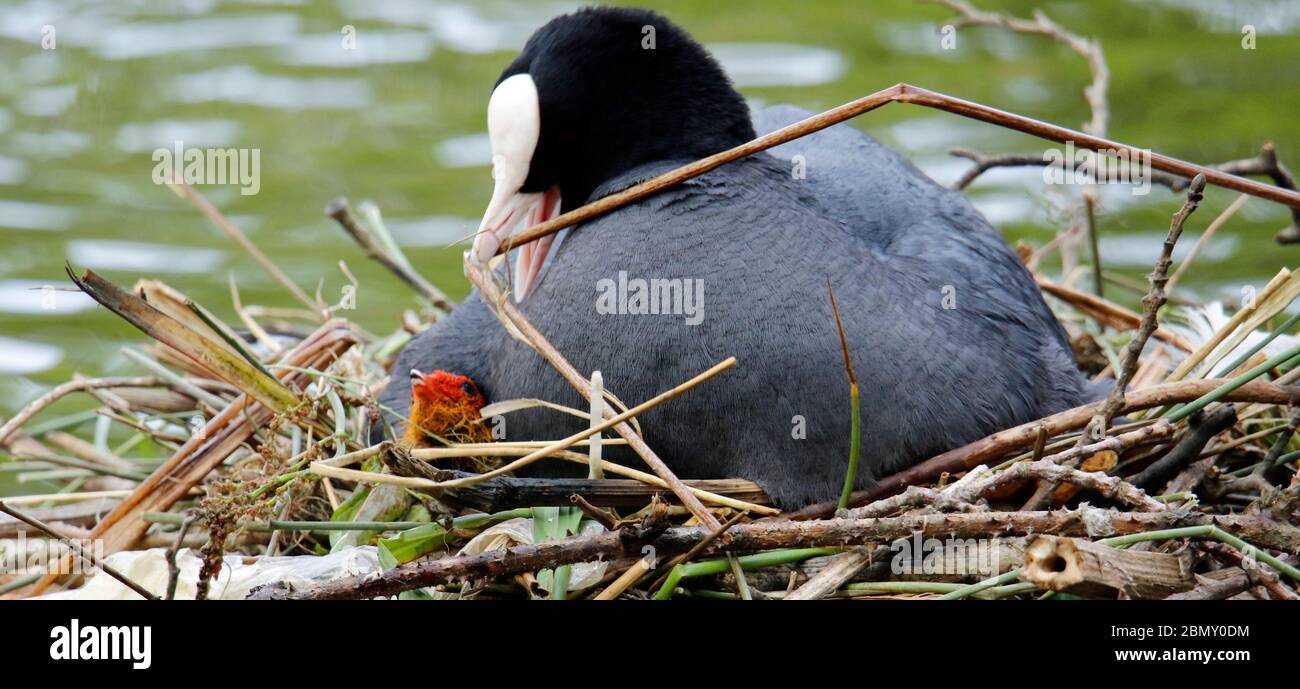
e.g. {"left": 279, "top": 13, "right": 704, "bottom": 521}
{"left": 568, "top": 494, "right": 617, "bottom": 531}
{"left": 0, "top": 501, "right": 157, "bottom": 601}
{"left": 168, "top": 181, "right": 323, "bottom": 316}
{"left": 932, "top": 0, "right": 1108, "bottom": 136}
{"left": 896, "top": 86, "right": 1298, "bottom": 204}
{"left": 0, "top": 377, "right": 160, "bottom": 448}
{"left": 592, "top": 556, "right": 653, "bottom": 601}
{"left": 0, "top": 499, "right": 121, "bottom": 538}
{"left": 948, "top": 149, "right": 1190, "bottom": 192}
{"left": 784, "top": 547, "right": 874, "bottom": 601}
{"left": 260, "top": 508, "right": 1298, "bottom": 600}
{"left": 1022, "top": 176, "right": 1205, "bottom": 511}
{"left": 1031, "top": 424, "right": 1048, "bottom": 462}
{"left": 1197, "top": 541, "right": 1300, "bottom": 601}
{"left": 846, "top": 484, "right": 982, "bottom": 519}
{"left": 44, "top": 433, "right": 135, "bottom": 476}
{"left": 0, "top": 490, "right": 143, "bottom": 507}
{"left": 786, "top": 377, "right": 1300, "bottom": 520}
{"left": 340, "top": 359, "right": 735, "bottom": 491}
{"left": 402, "top": 447, "right": 775, "bottom": 514}
{"left": 727, "top": 552, "right": 754, "bottom": 601}
{"left": 1095, "top": 175, "right": 1204, "bottom": 436}
{"left": 951, "top": 146, "right": 1294, "bottom": 218}
{"left": 1020, "top": 535, "right": 1194, "bottom": 599}
{"left": 463, "top": 258, "right": 724, "bottom": 530}
{"left": 1036, "top": 277, "right": 1195, "bottom": 351}
{"left": 165, "top": 513, "right": 198, "bottom": 600}
{"left": 228, "top": 274, "right": 280, "bottom": 353}
{"left": 326, "top": 198, "right": 454, "bottom": 314}
{"left": 492, "top": 84, "right": 1300, "bottom": 258}
{"left": 587, "top": 371, "right": 605, "bottom": 480}
{"left": 1264, "top": 407, "right": 1300, "bottom": 465}
{"left": 827, "top": 279, "right": 861, "bottom": 511}
{"left": 1130, "top": 406, "right": 1237, "bottom": 490}
{"left": 645, "top": 510, "right": 749, "bottom": 592}
{"left": 1083, "top": 190, "right": 1102, "bottom": 298}
{"left": 935, "top": 0, "right": 1108, "bottom": 280}
{"left": 1165, "top": 572, "right": 1251, "bottom": 601}
{"left": 959, "top": 455, "right": 1166, "bottom": 512}
{"left": 1048, "top": 418, "right": 1173, "bottom": 470}
{"left": 1206, "top": 143, "right": 1300, "bottom": 243}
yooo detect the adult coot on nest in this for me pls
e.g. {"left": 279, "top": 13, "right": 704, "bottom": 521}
{"left": 378, "top": 6, "right": 1086, "bottom": 507}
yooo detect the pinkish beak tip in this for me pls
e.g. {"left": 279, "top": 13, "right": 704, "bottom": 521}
{"left": 470, "top": 230, "right": 500, "bottom": 263}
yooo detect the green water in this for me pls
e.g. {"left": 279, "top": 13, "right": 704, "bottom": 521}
{"left": 2, "top": 0, "right": 1299, "bottom": 421}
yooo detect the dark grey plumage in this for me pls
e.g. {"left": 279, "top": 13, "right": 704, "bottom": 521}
{"left": 379, "top": 107, "right": 1084, "bottom": 508}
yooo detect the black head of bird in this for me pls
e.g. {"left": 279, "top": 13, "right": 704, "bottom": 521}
{"left": 470, "top": 6, "right": 756, "bottom": 301}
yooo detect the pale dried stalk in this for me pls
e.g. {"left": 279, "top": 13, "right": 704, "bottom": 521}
{"left": 588, "top": 370, "right": 605, "bottom": 480}
{"left": 0, "top": 377, "right": 160, "bottom": 447}
{"left": 593, "top": 557, "right": 653, "bottom": 601}
{"left": 1166, "top": 193, "right": 1250, "bottom": 293}
{"left": 464, "top": 257, "right": 726, "bottom": 529}
{"left": 1036, "top": 277, "right": 1195, "bottom": 351}
{"left": 382, "top": 358, "right": 733, "bottom": 490}
{"left": 409, "top": 439, "right": 627, "bottom": 458}
{"left": 784, "top": 547, "right": 874, "bottom": 601}
{"left": 1166, "top": 268, "right": 1295, "bottom": 383}
{"left": 318, "top": 441, "right": 770, "bottom": 512}
{"left": 168, "top": 180, "right": 323, "bottom": 316}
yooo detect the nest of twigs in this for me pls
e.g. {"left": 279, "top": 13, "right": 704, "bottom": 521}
{"left": 3, "top": 1, "right": 1300, "bottom": 602}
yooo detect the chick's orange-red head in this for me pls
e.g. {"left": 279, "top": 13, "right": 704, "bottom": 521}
{"left": 410, "top": 369, "right": 485, "bottom": 409}
{"left": 402, "top": 370, "right": 492, "bottom": 453}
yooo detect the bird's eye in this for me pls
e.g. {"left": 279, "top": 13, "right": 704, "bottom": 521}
{"left": 461, "top": 382, "right": 477, "bottom": 396}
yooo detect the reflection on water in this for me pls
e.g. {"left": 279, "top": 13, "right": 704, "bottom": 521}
{"left": 0, "top": 156, "right": 27, "bottom": 184}
{"left": 93, "top": 15, "right": 303, "bottom": 60}
{"left": 169, "top": 66, "right": 374, "bottom": 109}
{"left": 1146, "top": 0, "right": 1300, "bottom": 34}
{"left": 0, "top": 336, "right": 62, "bottom": 375}
{"left": 434, "top": 133, "right": 492, "bottom": 168}
{"left": 279, "top": 30, "right": 434, "bottom": 67}
{"left": 337, "top": 0, "right": 571, "bottom": 53}
{"left": 10, "top": 130, "right": 88, "bottom": 158}
{"left": 66, "top": 239, "right": 225, "bottom": 273}
{"left": 18, "top": 83, "right": 77, "bottom": 117}
{"left": 115, "top": 119, "right": 240, "bottom": 153}
{"left": 709, "top": 43, "right": 847, "bottom": 87}
{"left": 387, "top": 216, "right": 477, "bottom": 248}
{"left": 0, "top": 199, "right": 76, "bottom": 231}
{"left": 1100, "top": 233, "right": 1240, "bottom": 269}
{"left": 0, "top": 279, "right": 96, "bottom": 314}
{"left": 1, "top": 0, "right": 1299, "bottom": 413}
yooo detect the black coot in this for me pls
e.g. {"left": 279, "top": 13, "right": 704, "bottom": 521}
{"left": 378, "top": 7, "right": 1085, "bottom": 507}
